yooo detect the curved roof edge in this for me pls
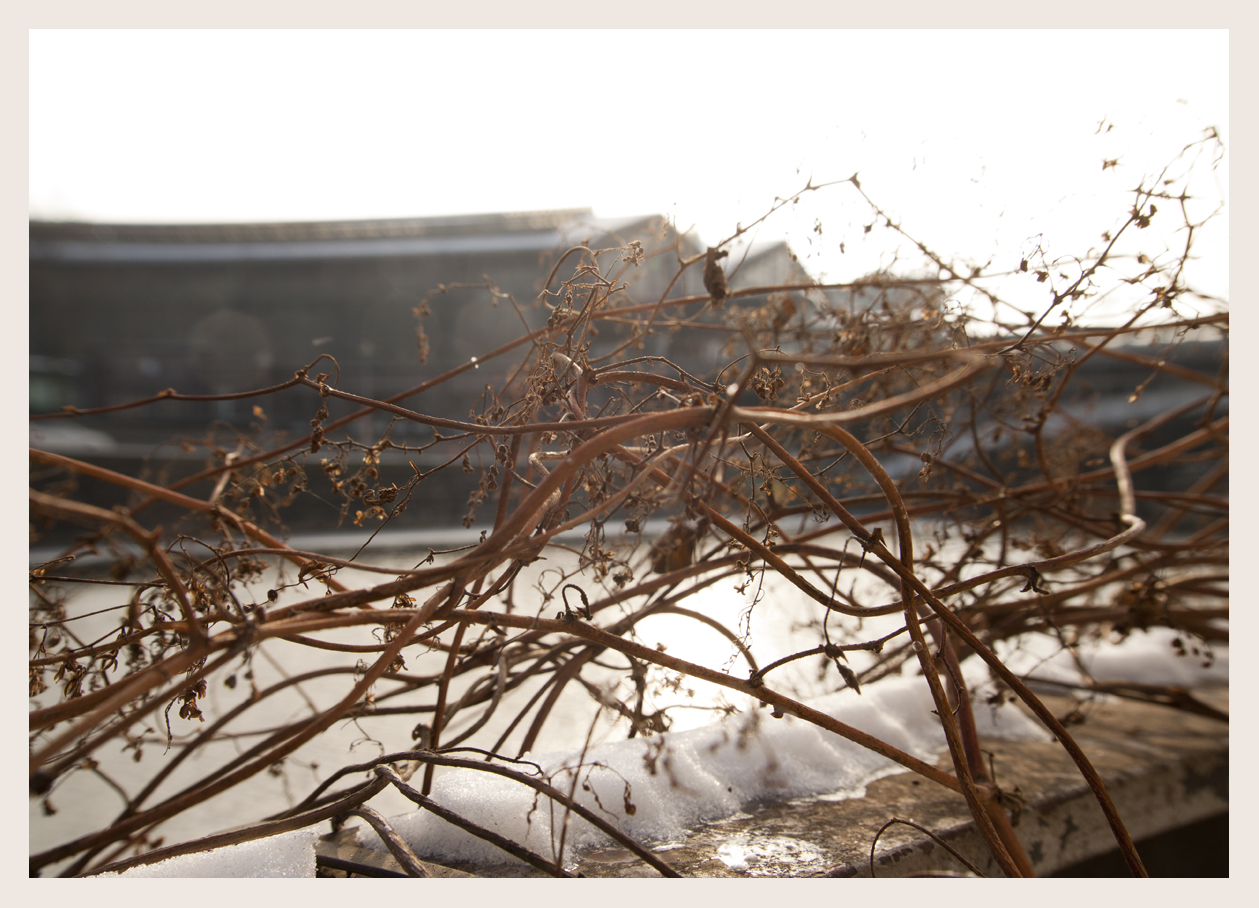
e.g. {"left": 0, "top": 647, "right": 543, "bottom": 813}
{"left": 30, "top": 209, "right": 595, "bottom": 245}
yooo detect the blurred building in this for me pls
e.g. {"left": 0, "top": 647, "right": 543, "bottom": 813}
{"left": 28, "top": 211, "right": 1224, "bottom": 539}
{"left": 29, "top": 210, "right": 806, "bottom": 535}
{"left": 30, "top": 210, "right": 803, "bottom": 445}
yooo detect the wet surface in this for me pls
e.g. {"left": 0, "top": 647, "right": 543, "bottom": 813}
{"left": 320, "top": 689, "right": 1227, "bottom": 878}
{"left": 713, "top": 834, "right": 828, "bottom": 875}
{"left": 569, "top": 690, "right": 1228, "bottom": 878}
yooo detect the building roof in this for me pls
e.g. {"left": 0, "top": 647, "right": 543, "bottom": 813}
{"left": 29, "top": 209, "right": 602, "bottom": 263}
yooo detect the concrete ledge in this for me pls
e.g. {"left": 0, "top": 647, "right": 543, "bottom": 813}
{"left": 321, "top": 688, "right": 1227, "bottom": 878}
{"left": 573, "top": 689, "right": 1228, "bottom": 878}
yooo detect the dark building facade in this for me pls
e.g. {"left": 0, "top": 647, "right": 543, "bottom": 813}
{"left": 30, "top": 210, "right": 804, "bottom": 447}
{"left": 29, "top": 212, "right": 1224, "bottom": 539}
{"left": 29, "top": 210, "right": 807, "bottom": 535}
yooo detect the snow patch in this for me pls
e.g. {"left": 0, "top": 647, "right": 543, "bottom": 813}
{"left": 364, "top": 667, "right": 1051, "bottom": 866}
{"left": 991, "top": 627, "right": 1227, "bottom": 688}
{"left": 95, "top": 625, "right": 1224, "bottom": 876}
{"left": 96, "top": 827, "right": 319, "bottom": 878}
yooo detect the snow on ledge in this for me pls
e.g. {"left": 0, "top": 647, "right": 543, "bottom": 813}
{"left": 95, "top": 828, "right": 320, "bottom": 878}
{"left": 364, "top": 658, "right": 1052, "bottom": 868}
{"left": 93, "top": 627, "right": 1225, "bottom": 877}
{"left": 364, "top": 628, "right": 1225, "bottom": 868}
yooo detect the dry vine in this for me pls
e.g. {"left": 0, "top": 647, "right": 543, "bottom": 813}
{"left": 30, "top": 132, "right": 1227, "bottom": 878}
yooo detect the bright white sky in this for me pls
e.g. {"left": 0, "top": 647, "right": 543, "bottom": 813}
{"left": 30, "top": 29, "right": 1229, "bottom": 307}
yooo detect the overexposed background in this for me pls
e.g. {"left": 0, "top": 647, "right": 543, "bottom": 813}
{"left": 30, "top": 29, "right": 1228, "bottom": 303}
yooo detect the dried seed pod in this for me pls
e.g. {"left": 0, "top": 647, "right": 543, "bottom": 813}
{"left": 703, "top": 246, "right": 729, "bottom": 307}
{"left": 651, "top": 518, "right": 701, "bottom": 574}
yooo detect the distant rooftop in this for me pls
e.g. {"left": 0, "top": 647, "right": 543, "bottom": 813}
{"left": 30, "top": 208, "right": 596, "bottom": 244}
{"left": 28, "top": 209, "right": 621, "bottom": 263}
